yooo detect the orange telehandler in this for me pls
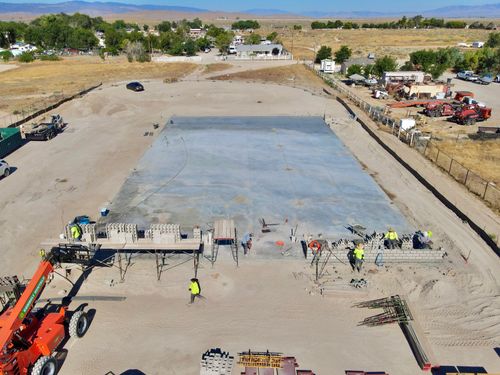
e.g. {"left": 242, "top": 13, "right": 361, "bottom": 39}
{"left": 0, "top": 257, "right": 89, "bottom": 375}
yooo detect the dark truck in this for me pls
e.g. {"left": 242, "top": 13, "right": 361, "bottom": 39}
{"left": 21, "top": 114, "right": 65, "bottom": 141}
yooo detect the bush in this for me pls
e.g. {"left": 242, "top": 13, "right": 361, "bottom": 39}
{"left": 0, "top": 50, "right": 13, "bottom": 62}
{"left": 39, "top": 54, "right": 60, "bottom": 61}
{"left": 18, "top": 52, "right": 35, "bottom": 63}
{"left": 231, "top": 20, "right": 260, "bottom": 30}
{"left": 347, "top": 64, "right": 363, "bottom": 76}
{"left": 485, "top": 32, "right": 500, "bottom": 48}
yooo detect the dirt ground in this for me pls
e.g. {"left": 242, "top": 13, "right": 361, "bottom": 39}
{"left": 333, "top": 74, "right": 500, "bottom": 186}
{"left": 278, "top": 28, "right": 495, "bottom": 60}
{"left": 0, "top": 56, "right": 196, "bottom": 118}
{"left": 0, "top": 60, "right": 499, "bottom": 374}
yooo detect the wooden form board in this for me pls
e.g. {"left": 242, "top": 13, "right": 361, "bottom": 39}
{"left": 213, "top": 219, "right": 236, "bottom": 240}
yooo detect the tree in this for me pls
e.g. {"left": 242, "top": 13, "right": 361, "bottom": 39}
{"left": 373, "top": 56, "right": 397, "bottom": 76}
{"left": 215, "top": 32, "right": 233, "bottom": 54}
{"left": 157, "top": 21, "right": 172, "bottom": 33}
{"left": 143, "top": 24, "right": 149, "bottom": 32}
{"left": 231, "top": 20, "right": 260, "bottom": 30}
{"left": 311, "top": 21, "right": 326, "bottom": 30}
{"left": 485, "top": 32, "right": 500, "bottom": 48}
{"left": 347, "top": 64, "right": 363, "bottom": 76}
{"left": 410, "top": 49, "right": 436, "bottom": 71}
{"left": 266, "top": 32, "right": 278, "bottom": 42}
{"left": 184, "top": 39, "right": 197, "bottom": 56}
{"left": 125, "top": 41, "right": 149, "bottom": 62}
{"left": 245, "top": 33, "right": 261, "bottom": 45}
{"left": 334, "top": 45, "right": 352, "bottom": 64}
{"left": 363, "top": 64, "right": 375, "bottom": 77}
{"left": 315, "top": 45, "right": 332, "bottom": 63}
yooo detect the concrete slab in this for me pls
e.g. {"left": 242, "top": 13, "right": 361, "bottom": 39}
{"left": 103, "top": 116, "right": 411, "bottom": 256}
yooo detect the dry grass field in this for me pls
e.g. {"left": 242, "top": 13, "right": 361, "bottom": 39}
{"left": 0, "top": 56, "right": 196, "bottom": 115}
{"left": 276, "top": 28, "right": 495, "bottom": 60}
{"left": 211, "top": 63, "right": 325, "bottom": 89}
{"left": 203, "top": 63, "right": 232, "bottom": 74}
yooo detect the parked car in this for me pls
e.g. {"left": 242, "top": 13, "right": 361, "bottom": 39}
{"left": 478, "top": 75, "right": 493, "bottom": 85}
{"left": 0, "top": 159, "right": 10, "bottom": 178}
{"left": 456, "top": 71, "right": 478, "bottom": 81}
{"left": 364, "top": 78, "right": 378, "bottom": 86}
{"left": 494, "top": 75, "right": 500, "bottom": 83}
{"left": 126, "top": 82, "right": 144, "bottom": 92}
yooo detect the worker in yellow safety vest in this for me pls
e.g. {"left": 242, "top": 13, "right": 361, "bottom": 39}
{"left": 70, "top": 223, "right": 82, "bottom": 241}
{"left": 189, "top": 278, "right": 202, "bottom": 304}
{"left": 353, "top": 242, "right": 365, "bottom": 272}
{"left": 384, "top": 227, "right": 399, "bottom": 249}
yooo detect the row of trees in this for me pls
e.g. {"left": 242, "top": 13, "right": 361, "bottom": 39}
{"left": 311, "top": 16, "right": 494, "bottom": 30}
{"left": 0, "top": 13, "right": 239, "bottom": 59}
{"left": 231, "top": 20, "right": 260, "bottom": 30}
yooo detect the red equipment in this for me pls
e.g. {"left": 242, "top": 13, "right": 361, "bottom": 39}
{"left": 453, "top": 105, "right": 492, "bottom": 125}
{"left": 424, "top": 102, "right": 457, "bottom": 117}
{"left": 0, "top": 260, "right": 89, "bottom": 375}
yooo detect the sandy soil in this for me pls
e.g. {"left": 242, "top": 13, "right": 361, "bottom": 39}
{"left": 0, "top": 65, "right": 498, "bottom": 374}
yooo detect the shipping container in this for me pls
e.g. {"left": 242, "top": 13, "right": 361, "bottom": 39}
{"left": 0, "top": 128, "right": 25, "bottom": 158}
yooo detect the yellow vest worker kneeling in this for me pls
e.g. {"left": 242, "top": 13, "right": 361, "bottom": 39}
{"left": 384, "top": 227, "right": 399, "bottom": 249}
{"left": 70, "top": 223, "right": 82, "bottom": 241}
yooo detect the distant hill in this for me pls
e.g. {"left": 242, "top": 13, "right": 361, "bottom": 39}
{"left": 0, "top": 1, "right": 498, "bottom": 18}
{"left": 0, "top": 1, "right": 208, "bottom": 15}
{"left": 422, "top": 3, "right": 500, "bottom": 18}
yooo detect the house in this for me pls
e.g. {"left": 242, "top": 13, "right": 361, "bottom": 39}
{"left": 472, "top": 41, "right": 485, "bottom": 48}
{"left": 95, "top": 31, "right": 106, "bottom": 48}
{"left": 234, "top": 44, "right": 284, "bottom": 58}
{"left": 9, "top": 42, "right": 37, "bottom": 56}
{"left": 189, "top": 28, "right": 206, "bottom": 39}
{"left": 382, "top": 71, "right": 426, "bottom": 84}
{"left": 341, "top": 57, "right": 375, "bottom": 74}
{"left": 320, "top": 59, "right": 335, "bottom": 73}
{"left": 233, "top": 35, "right": 243, "bottom": 45}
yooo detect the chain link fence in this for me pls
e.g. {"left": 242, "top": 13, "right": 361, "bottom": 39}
{"left": 0, "top": 83, "right": 102, "bottom": 129}
{"left": 306, "top": 63, "right": 500, "bottom": 212}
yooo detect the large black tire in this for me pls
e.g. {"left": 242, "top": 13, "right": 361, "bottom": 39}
{"left": 3, "top": 168, "right": 9, "bottom": 177}
{"left": 31, "top": 356, "right": 57, "bottom": 375}
{"left": 69, "top": 310, "right": 89, "bottom": 338}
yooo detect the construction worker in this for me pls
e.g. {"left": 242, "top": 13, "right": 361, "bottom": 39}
{"left": 69, "top": 222, "right": 82, "bottom": 241}
{"left": 384, "top": 227, "right": 399, "bottom": 249}
{"left": 353, "top": 242, "right": 365, "bottom": 272}
{"left": 414, "top": 230, "right": 433, "bottom": 249}
{"left": 188, "top": 278, "right": 202, "bottom": 304}
{"left": 241, "top": 233, "right": 253, "bottom": 256}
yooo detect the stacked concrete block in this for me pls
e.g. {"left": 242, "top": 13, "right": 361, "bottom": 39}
{"left": 329, "top": 247, "right": 445, "bottom": 263}
{"left": 193, "top": 226, "right": 201, "bottom": 240}
{"left": 80, "top": 223, "right": 97, "bottom": 242}
{"left": 148, "top": 224, "right": 181, "bottom": 244}
{"left": 106, "top": 223, "right": 138, "bottom": 243}
{"left": 200, "top": 348, "right": 234, "bottom": 375}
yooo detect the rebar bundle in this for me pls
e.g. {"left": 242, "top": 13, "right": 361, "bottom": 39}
{"left": 355, "top": 295, "right": 413, "bottom": 326}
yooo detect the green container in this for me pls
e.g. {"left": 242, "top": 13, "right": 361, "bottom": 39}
{"left": 0, "top": 128, "right": 25, "bottom": 159}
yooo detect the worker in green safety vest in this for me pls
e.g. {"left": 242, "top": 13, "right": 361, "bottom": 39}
{"left": 353, "top": 242, "right": 365, "bottom": 273}
{"left": 70, "top": 223, "right": 82, "bottom": 241}
{"left": 189, "top": 278, "right": 202, "bottom": 304}
{"left": 384, "top": 227, "right": 399, "bottom": 249}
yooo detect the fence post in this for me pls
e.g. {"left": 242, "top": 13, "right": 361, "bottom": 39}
{"left": 436, "top": 149, "right": 440, "bottom": 163}
{"left": 464, "top": 169, "right": 470, "bottom": 186}
{"left": 483, "top": 182, "right": 489, "bottom": 199}
{"left": 448, "top": 159, "right": 454, "bottom": 174}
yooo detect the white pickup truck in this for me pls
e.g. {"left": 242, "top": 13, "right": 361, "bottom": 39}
{"left": 0, "top": 159, "right": 10, "bottom": 178}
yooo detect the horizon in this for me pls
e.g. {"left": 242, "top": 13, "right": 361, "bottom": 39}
{"left": 0, "top": 0, "right": 498, "bottom": 13}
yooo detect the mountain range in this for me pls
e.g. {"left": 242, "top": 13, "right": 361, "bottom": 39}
{"left": 0, "top": 1, "right": 499, "bottom": 18}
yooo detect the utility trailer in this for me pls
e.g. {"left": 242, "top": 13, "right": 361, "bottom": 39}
{"left": 21, "top": 115, "right": 65, "bottom": 141}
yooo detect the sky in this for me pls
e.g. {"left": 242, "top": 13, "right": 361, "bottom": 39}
{"left": 0, "top": 0, "right": 498, "bottom": 12}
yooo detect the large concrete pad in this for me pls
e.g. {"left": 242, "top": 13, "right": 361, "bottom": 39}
{"left": 103, "top": 116, "right": 410, "bottom": 248}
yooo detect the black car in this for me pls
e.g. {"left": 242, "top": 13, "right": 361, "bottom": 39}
{"left": 126, "top": 82, "right": 144, "bottom": 91}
